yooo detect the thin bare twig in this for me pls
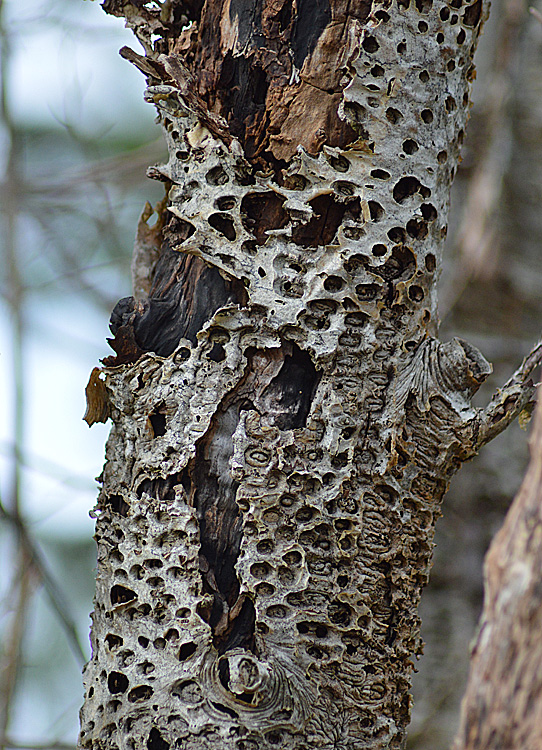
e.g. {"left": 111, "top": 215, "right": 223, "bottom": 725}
{"left": 0, "top": 500, "right": 87, "bottom": 666}
{"left": 0, "top": 551, "right": 35, "bottom": 745}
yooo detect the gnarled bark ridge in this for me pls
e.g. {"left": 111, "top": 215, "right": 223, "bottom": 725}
{"left": 78, "top": 2, "right": 535, "bottom": 748}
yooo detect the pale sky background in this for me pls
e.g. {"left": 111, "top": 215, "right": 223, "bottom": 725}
{"left": 1, "top": 0, "right": 158, "bottom": 541}
{"left": 0, "top": 4, "right": 160, "bottom": 739}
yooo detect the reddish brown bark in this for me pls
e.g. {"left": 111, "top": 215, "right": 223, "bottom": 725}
{"left": 454, "top": 391, "right": 542, "bottom": 750}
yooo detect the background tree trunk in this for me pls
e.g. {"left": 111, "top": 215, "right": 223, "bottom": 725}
{"left": 78, "top": 2, "right": 536, "bottom": 749}
{"left": 409, "top": 3, "right": 542, "bottom": 745}
{"left": 453, "top": 389, "right": 542, "bottom": 750}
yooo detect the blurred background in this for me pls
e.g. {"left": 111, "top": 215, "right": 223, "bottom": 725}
{"left": 0, "top": 1, "right": 541, "bottom": 748}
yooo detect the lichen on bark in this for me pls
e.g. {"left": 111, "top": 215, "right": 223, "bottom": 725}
{"left": 78, "top": 1, "right": 537, "bottom": 749}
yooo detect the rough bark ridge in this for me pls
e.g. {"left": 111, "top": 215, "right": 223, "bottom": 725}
{"left": 77, "top": 1, "right": 532, "bottom": 749}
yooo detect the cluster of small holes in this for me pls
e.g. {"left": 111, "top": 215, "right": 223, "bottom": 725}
{"left": 80, "top": 1, "right": 486, "bottom": 747}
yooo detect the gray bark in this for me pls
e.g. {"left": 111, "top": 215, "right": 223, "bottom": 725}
{"left": 78, "top": 2, "right": 536, "bottom": 749}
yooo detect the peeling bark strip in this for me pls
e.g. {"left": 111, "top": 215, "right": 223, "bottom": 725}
{"left": 78, "top": 2, "right": 536, "bottom": 749}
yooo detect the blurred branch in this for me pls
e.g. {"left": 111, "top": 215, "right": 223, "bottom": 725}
{"left": 0, "top": 499, "right": 87, "bottom": 667}
{"left": 0, "top": 549, "right": 34, "bottom": 749}
{"left": 0, "top": 739, "right": 73, "bottom": 750}
{"left": 0, "top": 439, "right": 97, "bottom": 492}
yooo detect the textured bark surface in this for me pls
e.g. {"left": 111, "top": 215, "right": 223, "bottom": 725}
{"left": 77, "top": 2, "right": 533, "bottom": 749}
{"left": 453, "top": 391, "right": 542, "bottom": 750}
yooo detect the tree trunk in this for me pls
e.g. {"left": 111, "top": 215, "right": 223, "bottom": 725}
{"left": 453, "top": 389, "right": 542, "bottom": 750}
{"left": 78, "top": 2, "right": 535, "bottom": 748}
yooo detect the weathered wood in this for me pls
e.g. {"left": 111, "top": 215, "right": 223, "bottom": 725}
{"left": 454, "top": 390, "right": 542, "bottom": 750}
{"left": 78, "top": 2, "right": 539, "bottom": 749}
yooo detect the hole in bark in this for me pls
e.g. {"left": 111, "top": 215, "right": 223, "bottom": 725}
{"left": 138, "top": 636, "right": 149, "bottom": 648}
{"left": 108, "top": 672, "right": 129, "bottom": 694}
{"left": 207, "top": 343, "right": 226, "bottom": 362}
{"left": 418, "top": 20, "right": 428, "bottom": 31}
{"left": 283, "top": 173, "right": 308, "bottom": 190}
{"left": 283, "top": 550, "right": 302, "bottom": 565}
{"left": 209, "top": 213, "right": 236, "bottom": 240}
{"left": 397, "top": 41, "right": 407, "bottom": 54}
{"left": 415, "top": 0, "right": 433, "bottom": 11}
{"left": 328, "top": 600, "right": 352, "bottom": 625}
{"left": 206, "top": 166, "right": 229, "bottom": 185}
{"left": 372, "top": 244, "right": 387, "bottom": 256}
{"left": 370, "top": 169, "right": 390, "bottom": 180}
{"left": 212, "top": 702, "right": 239, "bottom": 719}
{"left": 457, "top": 28, "right": 466, "bottom": 44}
{"left": 408, "top": 285, "right": 425, "bottom": 302}
{"left": 436, "top": 32, "right": 444, "bottom": 43}
{"left": 149, "top": 410, "right": 167, "bottom": 437}
{"left": 406, "top": 218, "right": 428, "bottom": 239}
{"left": 296, "top": 507, "right": 315, "bottom": 523}
{"left": 356, "top": 283, "right": 379, "bottom": 300}
{"left": 345, "top": 312, "right": 368, "bottom": 327}
{"left": 437, "top": 150, "right": 448, "bottom": 163}
{"left": 333, "top": 180, "right": 356, "bottom": 196}
{"left": 110, "top": 585, "right": 137, "bottom": 605}
{"left": 362, "top": 35, "right": 379, "bottom": 53}
{"left": 259, "top": 344, "right": 318, "bottom": 430}
{"left": 267, "top": 605, "right": 288, "bottom": 618}
{"left": 388, "top": 226, "right": 407, "bottom": 243}
{"left": 421, "top": 203, "right": 437, "bottom": 221}
{"left": 179, "top": 642, "right": 197, "bottom": 662}
{"left": 241, "top": 192, "right": 288, "bottom": 245}
{"left": 104, "top": 494, "right": 129, "bottom": 517}
{"left": 292, "top": 194, "right": 348, "bottom": 247}
{"left": 445, "top": 96, "right": 456, "bottom": 113}
{"left": 425, "top": 253, "right": 436, "bottom": 272}
{"left": 105, "top": 634, "right": 123, "bottom": 650}
{"left": 323, "top": 275, "right": 345, "bottom": 291}
{"left": 421, "top": 109, "right": 434, "bottom": 123}
{"left": 386, "top": 107, "right": 403, "bottom": 124}
{"left": 128, "top": 685, "right": 154, "bottom": 703}
{"left": 402, "top": 139, "right": 418, "bottom": 155}
{"left": 393, "top": 176, "right": 427, "bottom": 204}
{"left": 368, "top": 200, "right": 384, "bottom": 221}
{"left": 250, "top": 562, "right": 271, "bottom": 579}
{"left": 448, "top": 59, "right": 456, "bottom": 71}
{"left": 215, "top": 196, "right": 236, "bottom": 211}
{"left": 380, "top": 245, "right": 416, "bottom": 280}
{"left": 147, "top": 729, "right": 169, "bottom": 750}
{"left": 371, "top": 64, "right": 385, "bottom": 77}
{"left": 327, "top": 154, "right": 351, "bottom": 172}
{"left": 463, "top": 0, "right": 482, "bottom": 26}
{"left": 256, "top": 582, "right": 275, "bottom": 597}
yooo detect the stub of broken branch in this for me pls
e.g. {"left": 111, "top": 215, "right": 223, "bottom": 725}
{"left": 475, "top": 338, "right": 542, "bottom": 450}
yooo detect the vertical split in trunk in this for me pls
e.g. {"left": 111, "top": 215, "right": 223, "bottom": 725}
{"left": 80, "top": 2, "right": 490, "bottom": 749}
